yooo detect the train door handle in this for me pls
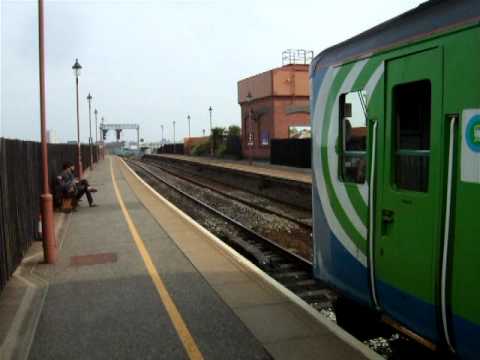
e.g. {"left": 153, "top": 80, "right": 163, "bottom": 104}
{"left": 382, "top": 209, "right": 394, "bottom": 224}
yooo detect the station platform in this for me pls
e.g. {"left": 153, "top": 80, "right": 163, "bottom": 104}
{"left": 0, "top": 157, "right": 379, "bottom": 360}
{"left": 153, "top": 154, "right": 312, "bottom": 184}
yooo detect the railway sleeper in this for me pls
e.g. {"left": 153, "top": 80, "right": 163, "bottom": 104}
{"left": 287, "top": 284, "right": 326, "bottom": 294}
{"left": 227, "top": 236, "right": 271, "bottom": 267}
{"left": 272, "top": 271, "right": 309, "bottom": 281}
{"left": 298, "top": 292, "right": 331, "bottom": 304}
{"left": 271, "top": 262, "right": 296, "bottom": 271}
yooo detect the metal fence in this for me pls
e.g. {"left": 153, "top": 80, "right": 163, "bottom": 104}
{"left": 157, "top": 143, "right": 185, "bottom": 155}
{"left": 270, "top": 138, "right": 311, "bottom": 168}
{"left": 0, "top": 138, "right": 99, "bottom": 294}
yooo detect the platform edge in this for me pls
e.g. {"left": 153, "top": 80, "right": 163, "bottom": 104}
{"left": 118, "top": 157, "right": 383, "bottom": 360}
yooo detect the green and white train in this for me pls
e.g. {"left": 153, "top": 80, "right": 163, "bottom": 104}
{"left": 310, "top": 0, "right": 479, "bottom": 357}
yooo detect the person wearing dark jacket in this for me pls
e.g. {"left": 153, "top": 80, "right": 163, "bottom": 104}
{"left": 58, "top": 162, "right": 97, "bottom": 207}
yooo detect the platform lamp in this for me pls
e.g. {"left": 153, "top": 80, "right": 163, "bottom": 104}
{"left": 246, "top": 91, "right": 253, "bottom": 166}
{"left": 94, "top": 108, "right": 98, "bottom": 143}
{"left": 38, "top": 0, "right": 57, "bottom": 264}
{"left": 187, "top": 114, "right": 191, "bottom": 138}
{"left": 101, "top": 116, "right": 105, "bottom": 159}
{"left": 87, "top": 93, "right": 94, "bottom": 169}
{"left": 72, "top": 58, "right": 83, "bottom": 177}
{"left": 208, "top": 106, "right": 213, "bottom": 156}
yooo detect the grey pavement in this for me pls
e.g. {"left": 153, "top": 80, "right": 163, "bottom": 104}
{"left": 27, "top": 158, "right": 272, "bottom": 360}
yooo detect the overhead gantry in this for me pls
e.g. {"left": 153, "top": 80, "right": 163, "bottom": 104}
{"left": 100, "top": 123, "right": 140, "bottom": 147}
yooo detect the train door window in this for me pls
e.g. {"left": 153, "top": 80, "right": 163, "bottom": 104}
{"left": 340, "top": 90, "right": 368, "bottom": 183}
{"left": 393, "top": 80, "right": 431, "bottom": 192}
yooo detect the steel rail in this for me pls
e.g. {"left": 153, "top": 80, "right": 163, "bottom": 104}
{"left": 141, "top": 159, "right": 312, "bottom": 230}
{"left": 127, "top": 159, "right": 312, "bottom": 270}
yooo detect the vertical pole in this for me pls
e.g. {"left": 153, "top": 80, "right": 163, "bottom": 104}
{"left": 173, "top": 121, "right": 176, "bottom": 154}
{"left": 88, "top": 95, "right": 93, "bottom": 169}
{"left": 95, "top": 110, "right": 98, "bottom": 143}
{"left": 187, "top": 115, "right": 191, "bottom": 138}
{"left": 75, "top": 77, "right": 83, "bottom": 177}
{"left": 249, "top": 107, "right": 253, "bottom": 166}
{"left": 38, "top": 0, "right": 57, "bottom": 264}
{"left": 209, "top": 107, "right": 213, "bottom": 156}
{"left": 161, "top": 125, "right": 164, "bottom": 144}
{"left": 137, "top": 128, "right": 140, "bottom": 149}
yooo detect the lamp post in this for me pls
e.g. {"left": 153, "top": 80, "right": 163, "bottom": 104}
{"left": 38, "top": 0, "right": 57, "bottom": 264}
{"left": 94, "top": 108, "right": 98, "bottom": 143}
{"left": 173, "top": 120, "right": 176, "bottom": 154}
{"left": 246, "top": 91, "right": 253, "bottom": 165}
{"left": 100, "top": 116, "right": 105, "bottom": 159}
{"left": 208, "top": 106, "right": 213, "bottom": 156}
{"left": 161, "top": 124, "right": 164, "bottom": 144}
{"left": 187, "top": 114, "right": 191, "bottom": 138}
{"left": 72, "top": 58, "right": 83, "bottom": 177}
{"left": 87, "top": 93, "right": 93, "bottom": 169}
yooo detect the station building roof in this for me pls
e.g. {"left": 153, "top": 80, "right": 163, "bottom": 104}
{"left": 310, "top": 0, "right": 480, "bottom": 76}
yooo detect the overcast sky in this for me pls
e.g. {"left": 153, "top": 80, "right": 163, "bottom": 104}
{"left": 1, "top": 0, "right": 424, "bottom": 143}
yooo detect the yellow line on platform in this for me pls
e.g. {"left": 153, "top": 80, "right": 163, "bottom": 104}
{"left": 109, "top": 158, "right": 204, "bottom": 360}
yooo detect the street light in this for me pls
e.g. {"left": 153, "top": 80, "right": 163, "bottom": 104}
{"left": 208, "top": 106, "right": 213, "bottom": 156}
{"left": 173, "top": 120, "right": 176, "bottom": 154}
{"left": 187, "top": 114, "right": 191, "bottom": 138}
{"left": 87, "top": 93, "right": 93, "bottom": 169}
{"left": 38, "top": 0, "right": 57, "bottom": 263}
{"left": 246, "top": 91, "right": 253, "bottom": 165}
{"left": 72, "top": 58, "right": 83, "bottom": 177}
{"left": 94, "top": 108, "right": 98, "bottom": 143}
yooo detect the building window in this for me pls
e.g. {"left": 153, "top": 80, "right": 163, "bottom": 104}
{"left": 289, "top": 126, "right": 311, "bottom": 139}
{"left": 340, "top": 91, "right": 368, "bottom": 183}
{"left": 393, "top": 80, "right": 431, "bottom": 192}
{"left": 260, "top": 130, "right": 270, "bottom": 146}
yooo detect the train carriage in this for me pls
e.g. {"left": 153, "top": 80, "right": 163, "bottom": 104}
{"left": 310, "top": 0, "right": 480, "bottom": 358}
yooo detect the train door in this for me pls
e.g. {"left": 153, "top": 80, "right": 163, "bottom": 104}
{"left": 374, "top": 48, "right": 444, "bottom": 341}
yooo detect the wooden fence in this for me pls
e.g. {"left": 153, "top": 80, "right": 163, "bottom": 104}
{"left": 0, "top": 138, "right": 99, "bottom": 293}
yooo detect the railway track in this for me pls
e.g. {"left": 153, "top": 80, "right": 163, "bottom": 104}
{"left": 142, "top": 158, "right": 312, "bottom": 229}
{"left": 126, "top": 158, "right": 436, "bottom": 359}
{"left": 127, "top": 159, "right": 333, "bottom": 311}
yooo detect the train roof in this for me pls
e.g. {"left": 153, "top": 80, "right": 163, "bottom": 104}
{"left": 310, "top": 0, "right": 480, "bottom": 76}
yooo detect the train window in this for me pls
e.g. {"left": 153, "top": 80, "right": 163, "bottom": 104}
{"left": 340, "top": 91, "right": 368, "bottom": 184}
{"left": 393, "top": 80, "right": 431, "bottom": 192}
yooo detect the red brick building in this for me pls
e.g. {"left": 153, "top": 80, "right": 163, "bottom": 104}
{"left": 238, "top": 62, "right": 310, "bottom": 160}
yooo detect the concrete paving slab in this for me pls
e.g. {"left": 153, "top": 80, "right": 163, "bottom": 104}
{"left": 235, "top": 303, "right": 315, "bottom": 343}
{"left": 265, "top": 335, "right": 365, "bottom": 360}
{"left": 25, "top": 157, "right": 271, "bottom": 360}
{"left": 214, "top": 281, "right": 286, "bottom": 308}
{"left": 118, "top": 157, "right": 378, "bottom": 360}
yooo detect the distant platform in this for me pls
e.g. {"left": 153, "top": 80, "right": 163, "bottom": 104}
{"left": 151, "top": 154, "right": 312, "bottom": 185}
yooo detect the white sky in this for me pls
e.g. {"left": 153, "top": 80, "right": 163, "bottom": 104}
{"left": 1, "top": 0, "right": 424, "bottom": 143}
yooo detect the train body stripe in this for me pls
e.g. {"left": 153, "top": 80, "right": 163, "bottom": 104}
{"left": 325, "top": 60, "right": 369, "bottom": 240}
{"left": 313, "top": 59, "right": 385, "bottom": 266}
{"left": 313, "top": 67, "right": 367, "bottom": 265}
{"left": 315, "top": 65, "right": 367, "bottom": 265}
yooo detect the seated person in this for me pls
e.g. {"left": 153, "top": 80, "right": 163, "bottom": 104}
{"left": 58, "top": 162, "right": 97, "bottom": 207}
